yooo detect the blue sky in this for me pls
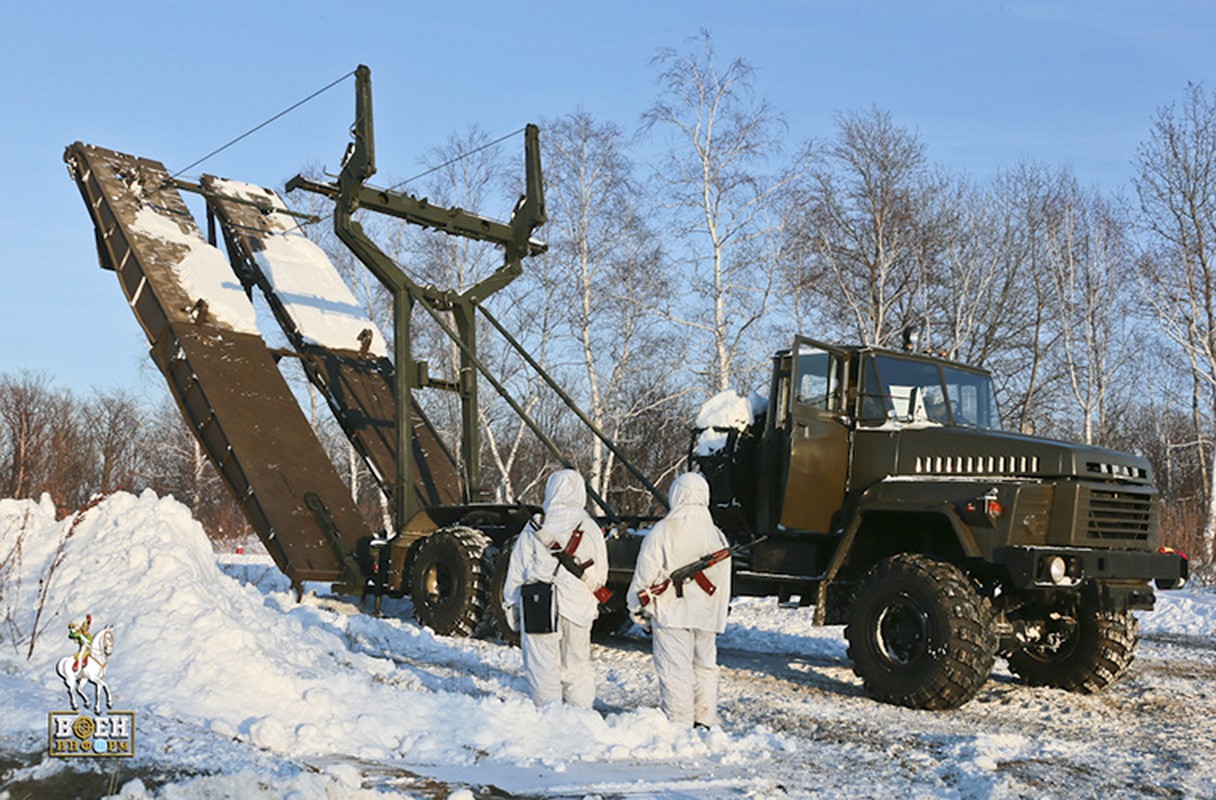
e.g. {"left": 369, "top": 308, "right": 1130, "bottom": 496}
{"left": 2, "top": 1, "right": 1213, "bottom": 397}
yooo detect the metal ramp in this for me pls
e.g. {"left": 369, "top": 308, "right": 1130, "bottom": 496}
{"left": 63, "top": 143, "right": 375, "bottom": 586}
{"left": 199, "top": 176, "right": 461, "bottom": 509}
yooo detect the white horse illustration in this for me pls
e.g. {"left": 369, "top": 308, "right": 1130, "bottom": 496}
{"left": 55, "top": 626, "right": 115, "bottom": 713}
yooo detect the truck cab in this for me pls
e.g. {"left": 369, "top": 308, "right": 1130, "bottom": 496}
{"left": 693, "top": 336, "right": 1188, "bottom": 709}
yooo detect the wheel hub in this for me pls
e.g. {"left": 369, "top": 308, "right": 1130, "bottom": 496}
{"left": 423, "top": 563, "right": 453, "bottom": 606}
{"left": 874, "top": 593, "right": 930, "bottom": 668}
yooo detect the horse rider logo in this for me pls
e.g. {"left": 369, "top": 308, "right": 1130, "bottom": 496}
{"left": 49, "top": 614, "right": 134, "bottom": 758}
{"left": 69, "top": 615, "right": 93, "bottom": 671}
{"left": 56, "top": 614, "right": 115, "bottom": 713}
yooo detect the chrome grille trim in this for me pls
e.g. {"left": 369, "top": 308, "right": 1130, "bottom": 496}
{"left": 1087, "top": 461, "right": 1148, "bottom": 480}
{"left": 914, "top": 454, "right": 1040, "bottom": 475}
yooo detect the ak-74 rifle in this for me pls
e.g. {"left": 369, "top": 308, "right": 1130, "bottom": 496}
{"left": 637, "top": 536, "right": 768, "bottom": 606}
{"left": 532, "top": 520, "right": 614, "bottom": 604}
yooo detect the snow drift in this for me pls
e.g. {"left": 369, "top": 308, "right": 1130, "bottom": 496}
{"left": 0, "top": 492, "right": 787, "bottom": 777}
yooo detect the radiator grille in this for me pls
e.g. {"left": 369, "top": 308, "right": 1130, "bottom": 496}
{"left": 1081, "top": 487, "right": 1154, "bottom": 541}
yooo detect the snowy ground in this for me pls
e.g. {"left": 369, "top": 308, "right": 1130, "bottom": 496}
{"left": 1, "top": 492, "right": 1214, "bottom": 799}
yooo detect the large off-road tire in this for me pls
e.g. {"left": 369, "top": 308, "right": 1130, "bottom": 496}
{"left": 409, "top": 527, "right": 492, "bottom": 637}
{"left": 1005, "top": 603, "right": 1138, "bottom": 693}
{"left": 846, "top": 554, "right": 997, "bottom": 710}
{"left": 486, "top": 537, "right": 520, "bottom": 646}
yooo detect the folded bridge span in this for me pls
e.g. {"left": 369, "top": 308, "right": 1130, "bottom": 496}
{"left": 64, "top": 143, "right": 458, "bottom": 587}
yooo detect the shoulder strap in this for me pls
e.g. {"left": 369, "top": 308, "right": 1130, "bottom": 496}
{"left": 566, "top": 526, "right": 584, "bottom": 555}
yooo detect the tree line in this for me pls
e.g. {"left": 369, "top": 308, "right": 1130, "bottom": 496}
{"left": 6, "top": 33, "right": 1214, "bottom": 574}
{"left": 0, "top": 372, "right": 248, "bottom": 540}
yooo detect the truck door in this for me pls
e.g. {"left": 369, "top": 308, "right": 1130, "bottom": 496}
{"left": 779, "top": 338, "right": 850, "bottom": 533}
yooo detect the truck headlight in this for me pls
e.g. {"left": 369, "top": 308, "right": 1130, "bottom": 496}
{"left": 1047, "top": 555, "right": 1069, "bottom": 585}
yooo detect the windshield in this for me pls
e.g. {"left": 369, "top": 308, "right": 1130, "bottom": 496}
{"left": 858, "top": 354, "right": 1001, "bottom": 430}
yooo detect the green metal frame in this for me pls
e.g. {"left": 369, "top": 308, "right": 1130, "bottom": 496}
{"left": 288, "top": 64, "right": 545, "bottom": 534}
{"left": 288, "top": 65, "right": 667, "bottom": 536}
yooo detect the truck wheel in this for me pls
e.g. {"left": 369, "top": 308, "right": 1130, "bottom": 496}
{"left": 409, "top": 527, "right": 491, "bottom": 637}
{"left": 486, "top": 537, "right": 520, "bottom": 646}
{"left": 1006, "top": 604, "right": 1138, "bottom": 693}
{"left": 846, "top": 554, "right": 997, "bottom": 710}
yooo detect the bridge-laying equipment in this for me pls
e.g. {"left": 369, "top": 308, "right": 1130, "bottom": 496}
{"left": 66, "top": 65, "right": 1187, "bottom": 709}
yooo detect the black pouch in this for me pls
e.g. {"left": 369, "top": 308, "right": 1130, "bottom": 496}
{"left": 520, "top": 581, "right": 556, "bottom": 634}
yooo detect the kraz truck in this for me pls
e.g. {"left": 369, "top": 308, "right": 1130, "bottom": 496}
{"left": 684, "top": 336, "right": 1189, "bottom": 709}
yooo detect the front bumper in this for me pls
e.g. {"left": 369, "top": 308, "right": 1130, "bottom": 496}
{"left": 996, "top": 545, "right": 1188, "bottom": 591}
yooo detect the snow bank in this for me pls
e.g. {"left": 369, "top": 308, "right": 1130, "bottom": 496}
{"left": 0, "top": 492, "right": 788, "bottom": 779}
{"left": 209, "top": 178, "right": 388, "bottom": 357}
{"left": 1138, "top": 584, "right": 1216, "bottom": 636}
{"left": 694, "top": 390, "right": 765, "bottom": 455}
{"left": 7, "top": 492, "right": 1214, "bottom": 798}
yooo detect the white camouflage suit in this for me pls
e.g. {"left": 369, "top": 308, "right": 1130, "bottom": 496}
{"left": 502, "top": 470, "right": 608, "bottom": 707}
{"left": 627, "top": 472, "right": 731, "bottom": 728}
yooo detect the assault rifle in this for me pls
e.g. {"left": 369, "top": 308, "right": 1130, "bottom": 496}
{"left": 550, "top": 539, "right": 588, "bottom": 579}
{"left": 534, "top": 521, "right": 614, "bottom": 603}
{"left": 637, "top": 536, "right": 768, "bottom": 606}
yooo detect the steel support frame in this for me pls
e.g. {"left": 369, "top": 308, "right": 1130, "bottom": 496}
{"left": 288, "top": 64, "right": 545, "bottom": 535}
{"left": 290, "top": 64, "right": 672, "bottom": 533}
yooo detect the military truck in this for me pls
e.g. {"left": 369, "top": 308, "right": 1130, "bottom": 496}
{"left": 682, "top": 335, "right": 1188, "bottom": 709}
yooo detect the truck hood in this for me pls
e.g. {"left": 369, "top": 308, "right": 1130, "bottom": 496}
{"left": 872, "top": 425, "right": 1155, "bottom": 485}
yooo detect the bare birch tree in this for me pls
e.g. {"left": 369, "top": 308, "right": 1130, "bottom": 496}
{"left": 540, "top": 110, "right": 678, "bottom": 503}
{"left": 1041, "top": 177, "right": 1129, "bottom": 445}
{"left": 1134, "top": 82, "right": 1216, "bottom": 564}
{"left": 962, "top": 164, "right": 1070, "bottom": 435}
{"left": 0, "top": 371, "right": 54, "bottom": 500}
{"left": 411, "top": 127, "right": 553, "bottom": 503}
{"left": 796, "top": 107, "right": 947, "bottom": 347}
{"left": 644, "top": 30, "right": 791, "bottom": 393}
{"left": 140, "top": 397, "right": 216, "bottom": 519}
{"left": 83, "top": 388, "right": 144, "bottom": 493}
